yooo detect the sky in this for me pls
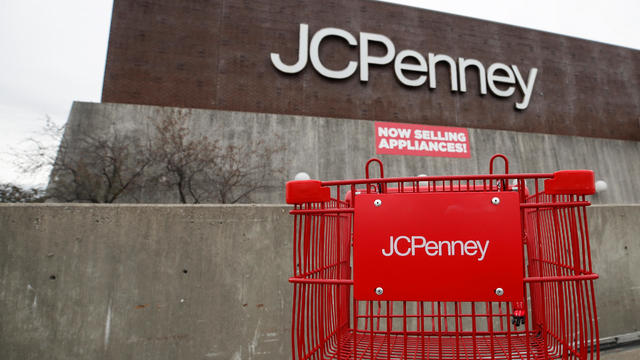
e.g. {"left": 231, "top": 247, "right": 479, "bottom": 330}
{"left": 0, "top": 0, "right": 638, "bottom": 187}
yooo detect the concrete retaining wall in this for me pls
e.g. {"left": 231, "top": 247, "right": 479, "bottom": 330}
{"left": 0, "top": 204, "right": 293, "bottom": 360}
{"left": 588, "top": 205, "right": 640, "bottom": 337}
{"left": 57, "top": 101, "right": 640, "bottom": 204}
{"left": 1, "top": 204, "right": 638, "bottom": 359}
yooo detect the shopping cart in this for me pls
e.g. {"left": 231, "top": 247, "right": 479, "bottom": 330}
{"left": 285, "top": 154, "right": 599, "bottom": 360}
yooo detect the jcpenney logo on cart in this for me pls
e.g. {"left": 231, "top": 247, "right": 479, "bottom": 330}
{"left": 382, "top": 236, "right": 490, "bottom": 261}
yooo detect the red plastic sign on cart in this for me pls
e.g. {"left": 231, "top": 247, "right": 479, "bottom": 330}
{"left": 375, "top": 121, "right": 470, "bottom": 158}
{"left": 354, "top": 191, "right": 523, "bottom": 302}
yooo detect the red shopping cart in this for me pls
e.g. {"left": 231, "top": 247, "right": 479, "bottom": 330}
{"left": 285, "top": 154, "right": 599, "bottom": 360}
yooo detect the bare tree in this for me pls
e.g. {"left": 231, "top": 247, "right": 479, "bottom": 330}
{"left": 49, "top": 132, "right": 152, "bottom": 203}
{"left": 0, "top": 183, "right": 46, "bottom": 203}
{"left": 151, "top": 111, "right": 219, "bottom": 204}
{"left": 16, "top": 111, "right": 286, "bottom": 204}
{"left": 151, "top": 110, "right": 285, "bottom": 204}
{"left": 208, "top": 140, "right": 285, "bottom": 203}
{"left": 12, "top": 115, "right": 64, "bottom": 181}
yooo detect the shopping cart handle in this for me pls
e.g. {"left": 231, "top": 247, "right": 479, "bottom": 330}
{"left": 544, "top": 170, "right": 595, "bottom": 195}
{"left": 286, "top": 180, "right": 331, "bottom": 204}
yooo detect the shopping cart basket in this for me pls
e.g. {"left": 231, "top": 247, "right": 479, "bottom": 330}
{"left": 285, "top": 154, "right": 599, "bottom": 360}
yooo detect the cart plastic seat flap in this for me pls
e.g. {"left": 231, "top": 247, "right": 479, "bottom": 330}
{"left": 285, "top": 180, "right": 331, "bottom": 204}
{"left": 544, "top": 170, "right": 595, "bottom": 195}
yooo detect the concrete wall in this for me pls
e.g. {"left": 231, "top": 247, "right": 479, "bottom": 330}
{"left": 0, "top": 204, "right": 293, "bottom": 360}
{"left": 1, "top": 204, "right": 638, "bottom": 359}
{"left": 588, "top": 205, "right": 640, "bottom": 337}
{"left": 57, "top": 102, "right": 640, "bottom": 205}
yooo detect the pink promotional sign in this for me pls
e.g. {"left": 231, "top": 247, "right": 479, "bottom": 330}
{"left": 375, "top": 121, "right": 471, "bottom": 158}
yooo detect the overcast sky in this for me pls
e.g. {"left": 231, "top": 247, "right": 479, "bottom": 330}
{"left": 1, "top": 0, "right": 638, "bottom": 187}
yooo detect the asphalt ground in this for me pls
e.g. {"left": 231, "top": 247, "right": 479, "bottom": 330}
{"left": 601, "top": 343, "right": 640, "bottom": 360}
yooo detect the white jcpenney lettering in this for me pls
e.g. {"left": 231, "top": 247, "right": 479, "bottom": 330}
{"left": 270, "top": 23, "right": 538, "bottom": 110}
{"left": 381, "top": 236, "right": 489, "bottom": 261}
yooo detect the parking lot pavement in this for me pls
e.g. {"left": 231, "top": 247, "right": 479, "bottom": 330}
{"left": 601, "top": 344, "right": 640, "bottom": 360}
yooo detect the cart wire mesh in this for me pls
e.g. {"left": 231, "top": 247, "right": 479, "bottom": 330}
{"left": 287, "top": 155, "right": 599, "bottom": 360}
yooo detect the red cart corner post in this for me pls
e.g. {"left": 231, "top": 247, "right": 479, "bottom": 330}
{"left": 286, "top": 154, "right": 599, "bottom": 360}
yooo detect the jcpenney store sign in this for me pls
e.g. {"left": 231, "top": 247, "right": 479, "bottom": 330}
{"left": 271, "top": 24, "right": 538, "bottom": 110}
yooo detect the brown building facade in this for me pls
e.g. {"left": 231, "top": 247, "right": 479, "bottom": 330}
{"left": 102, "top": 0, "right": 639, "bottom": 140}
